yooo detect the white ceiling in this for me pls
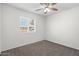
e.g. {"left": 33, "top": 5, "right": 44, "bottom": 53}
{"left": 4, "top": 3, "right": 79, "bottom": 16}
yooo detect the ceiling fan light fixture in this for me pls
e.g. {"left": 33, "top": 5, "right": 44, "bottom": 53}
{"left": 44, "top": 9, "right": 47, "bottom": 13}
{"left": 45, "top": 8, "right": 50, "bottom": 12}
{"left": 44, "top": 8, "right": 50, "bottom": 13}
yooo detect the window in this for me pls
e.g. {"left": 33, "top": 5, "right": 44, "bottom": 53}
{"left": 19, "top": 16, "right": 36, "bottom": 32}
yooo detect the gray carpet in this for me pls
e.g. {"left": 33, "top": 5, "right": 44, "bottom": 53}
{"left": 1, "top": 40, "right": 79, "bottom": 56}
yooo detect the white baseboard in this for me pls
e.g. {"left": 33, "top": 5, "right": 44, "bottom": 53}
{"left": 1, "top": 39, "right": 44, "bottom": 52}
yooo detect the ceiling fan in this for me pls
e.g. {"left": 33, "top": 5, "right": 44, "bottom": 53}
{"left": 35, "top": 3, "right": 58, "bottom": 14}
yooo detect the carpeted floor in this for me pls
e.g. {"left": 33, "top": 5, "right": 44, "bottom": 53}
{"left": 1, "top": 40, "right": 79, "bottom": 56}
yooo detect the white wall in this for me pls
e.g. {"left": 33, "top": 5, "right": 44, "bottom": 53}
{"left": 0, "top": 4, "right": 2, "bottom": 53}
{"left": 46, "top": 6, "right": 79, "bottom": 50}
{"left": 2, "top": 4, "right": 45, "bottom": 51}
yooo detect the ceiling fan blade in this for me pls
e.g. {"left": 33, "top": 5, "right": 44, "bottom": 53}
{"left": 35, "top": 8, "right": 43, "bottom": 11}
{"left": 52, "top": 8, "right": 58, "bottom": 11}
{"left": 40, "top": 3, "right": 44, "bottom": 5}
{"left": 40, "top": 3, "right": 48, "bottom": 5}
{"left": 48, "top": 3, "right": 57, "bottom": 8}
{"left": 51, "top": 3, "right": 57, "bottom": 6}
{"left": 40, "top": 3, "right": 56, "bottom": 6}
{"left": 49, "top": 8, "right": 58, "bottom": 11}
{"left": 40, "top": 3, "right": 49, "bottom": 7}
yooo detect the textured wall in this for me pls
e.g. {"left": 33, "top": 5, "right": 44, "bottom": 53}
{"left": 2, "top": 4, "right": 45, "bottom": 51}
{"left": 46, "top": 6, "right": 79, "bottom": 50}
{"left": 0, "top": 4, "right": 2, "bottom": 53}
